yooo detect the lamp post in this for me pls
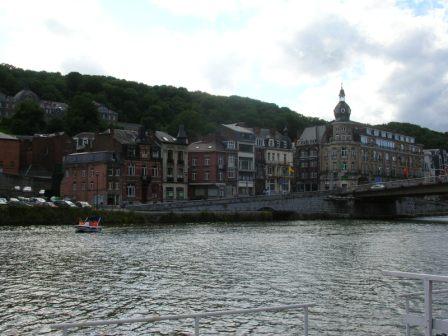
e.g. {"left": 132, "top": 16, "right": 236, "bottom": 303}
{"left": 95, "top": 172, "right": 99, "bottom": 208}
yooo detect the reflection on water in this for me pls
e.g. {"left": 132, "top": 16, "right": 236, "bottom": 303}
{"left": 0, "top": 220, "right": 447, "bottom": 335}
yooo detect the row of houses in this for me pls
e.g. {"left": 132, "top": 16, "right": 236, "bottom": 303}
{"left": 60, "top": 123, "right": 295, "bottom": 206}
{"left": 0, "top": 87, "right": 444, "bottom": 204}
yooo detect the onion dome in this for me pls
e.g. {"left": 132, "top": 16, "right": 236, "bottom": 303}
{"left": 333, "top": 85, "right": 351, "bottom": 122}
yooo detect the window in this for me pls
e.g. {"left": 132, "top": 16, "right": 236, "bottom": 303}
{"left": 268, "top": 139, "right": 274, "bottom": 147}
{"left": 341, "top": 147, "right": 347, "bottom": 157}
{"left": 227, "top": 141, "right": 235, "bottom": 149}
{"left": 72, "top": 182, "right": 77, "bottom": 191}
{"left": 116, "top": 168, "right": 120, "bottom": 176}
{"left": 81, "top": 170, "right": 86, "bottom": 177}
{"left": 283, "top": 154, "right": 287, "bottom": 164}
{"left": 218, "top": 156, "right": 224, "bottom": 166}
{"left": 127, "top": 184, "right": 136, "bottom": 197}
{"left": 142, "top": 165, "right": 147, "bottom": 176}
{"left": 204, "top": 172, "right": 209, "bottom": 181}
{"left": 219, "top": 172, "right": 223, "bottom": 181}
{"left": 65, "top": 170, "right": 70, "bottom": 177}
{"left": 268, "top": 153, "right": 271, "bottom": 161}
{"left": 204, "top": 156, "right": 210, "bottom": 166}
{"left": 167, "top": 150, "right": 173, "bottom": 161}
{"left": 228, "top": 156, "right": 236, "bottom": 167}
{"left": 128, "top": 163, "right": 136, "bottom": 176}
{"left": 90, "top": 169, "right": 94, "bottom": 177}
{"left": 108, "top": 168, "right": 113, "bottom": 176}
{"left": 82, "top": 182, "right": 86, "bottom": 191}
{"left": 192, "top": 158, "right": 197, "bottom": 166}
{"left": 89, "top": 181, "right": 94, "bottom": 190}
{"left": 167, "top": 167, "right": 173, "bottom": 177}
{"left": 341, "top": 162, "right": 347, "bottom": 171}
{"left": 178, "top": 151, "right": 184, "bottom": 162}
{"left": 191, "top": 172, "right": 196, "bottom": 181}
{"left": 108, "top": 182, "right": 113, "bottom": 190}
{"left": 239, "top": 144, "right": 253, "bottom": 152}
{"left": 115, "top": 182, "right": 119, "bottom": 190}
{"left": 151, "top": 166, "right": 159, "bottom": 177}
{"left": 256, "top": 138, "right": 264, "bottom": 147}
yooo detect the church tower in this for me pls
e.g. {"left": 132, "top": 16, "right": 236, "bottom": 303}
{"left": 333, "top": 85, "right": 351, "bottom": 122}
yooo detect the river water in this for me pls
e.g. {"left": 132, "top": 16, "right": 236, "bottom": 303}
{"left": 1, "top": 219, "right": 447, "bottom": 335}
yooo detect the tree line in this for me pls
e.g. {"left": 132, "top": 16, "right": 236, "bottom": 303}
{"left": 0, "top": 63, "right": 446, "bottom": 148}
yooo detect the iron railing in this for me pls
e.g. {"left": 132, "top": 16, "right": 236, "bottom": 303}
{"left": 50, "top": 303, "right": 315, "bottom": 335}
{"left": 383, "top": 270, "right": 448, "bottom": 336}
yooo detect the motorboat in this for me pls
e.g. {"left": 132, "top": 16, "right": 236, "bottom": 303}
{"left": 75, "top": 216, "right": 102, "bottom": 233}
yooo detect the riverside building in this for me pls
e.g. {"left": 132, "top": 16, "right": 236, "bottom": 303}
{"left": 253, "top": 127, "right": 294, "bottom": 195}
{"left": 318, "top": 87, "right": 424, "bottom": 191}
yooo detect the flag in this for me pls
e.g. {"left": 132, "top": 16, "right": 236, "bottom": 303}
{"left": 288, "top": 166, "right": 294, "bottom": 174}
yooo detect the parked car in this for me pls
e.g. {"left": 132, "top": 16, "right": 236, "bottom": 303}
{"left": 53, "top": 200, "right": 70, "bottom": 208}
{"left": 31, "top": 197, "right": 47, "bottom": 206}
{"left": 0, "top": 198, "right": 8, "bottom": 206}
{"left": 9, "top": 198, "right": 31, "bottom": 207}
{"left": 370, "top": 183, "right": 385, "bottom": 190}
{"left": 76, "top": 201, "right": 92, "bottom": 208}
{"left": 45, "top": 201, "right": 58, "bottom": 208}
{"left": 64, "top": 200, "right": 78, "bottom": 208}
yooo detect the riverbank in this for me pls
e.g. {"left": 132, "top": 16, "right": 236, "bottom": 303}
{"left": 0, "top": 206, "right": 277, "bottom": 226}
{"left": 1, "top": 206, "right": 447, "bottom": 226}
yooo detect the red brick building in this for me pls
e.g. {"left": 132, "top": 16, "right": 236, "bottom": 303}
{"left": 60, "top": 151, "right": 119, "bottom": 206}
{"left": 0, "top": 132, "right": 20, "bottom": 175}
{"left": 188, "top": 140, "right": 229, "bottom": 199}
{"left": 61, "top": 128, "right": 163, "bottom": 205}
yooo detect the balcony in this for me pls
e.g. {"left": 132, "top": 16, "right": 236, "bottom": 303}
{"left": 166, "top": 176, "right": 174, "bottom": 182}
{"left": 177, "top": 177, "right": 184, "bottom": 183}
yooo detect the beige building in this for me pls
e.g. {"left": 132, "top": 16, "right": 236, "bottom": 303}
{"left": 254, "top": 128, "right": 294, "bottom": 195}
{"left": 154, "top": 126, "right": 189, "bottom": 201}
{"left": 319, "top": 87, "right": 424, "bottom": 191}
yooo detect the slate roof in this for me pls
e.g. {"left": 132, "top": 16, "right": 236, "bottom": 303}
{"left": 222, "top": 123, "right": 254, "bottom": 134}
{"left": 298, "top": 125, "right": 327, "bottom": 144}
{"left": 0, "top": 132, "right": 18, "bottom": 140}
{"left": 188, "top": 140, "right": 225, "bottom": 152}
{"left": 155, "top": 131, "right": 177, "bottom": 143}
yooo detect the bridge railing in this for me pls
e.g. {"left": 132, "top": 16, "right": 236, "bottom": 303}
{"left": 50, "top": 303, "right": 316, "bottom": 335}
{"left": 353, "top": 175, "right": 448, "bottom": 193}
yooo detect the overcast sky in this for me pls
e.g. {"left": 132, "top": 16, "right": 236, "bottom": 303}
{"left": 1, "top": 0, "right": 448, "bottom": 131}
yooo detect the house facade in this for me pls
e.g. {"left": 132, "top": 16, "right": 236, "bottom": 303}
{"left": 187, "top": 140, "right": 228, "bottom": 199}
{"left": 253, "top": 128, "right": 294, "bottom": 195}
{"left": 154, "top": 126, "right": 189, "bottom": 201}
{"left": 319, "top": 87, "right": 424, "bottom": 191}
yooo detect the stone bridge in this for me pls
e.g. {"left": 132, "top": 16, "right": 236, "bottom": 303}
{"left": 129, "top": 177, "right": 448, "bottom": 219}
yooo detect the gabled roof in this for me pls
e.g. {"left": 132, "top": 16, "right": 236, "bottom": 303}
{"left": 73, "top": 132, "right": 95, "bottom": 139}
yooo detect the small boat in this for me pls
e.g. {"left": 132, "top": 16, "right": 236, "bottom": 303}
{"left": 75, "top": 216, "right": 102, "bottom": 233}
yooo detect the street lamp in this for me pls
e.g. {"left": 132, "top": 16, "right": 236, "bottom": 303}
{"left": 95, "top": 172, "right": 99, "bottom": 208}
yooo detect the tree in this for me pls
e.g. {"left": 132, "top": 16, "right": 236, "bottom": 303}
{"left": 64, "top": 93, "right": 101, "bottom": 135}
{"left": 9, "top": 100, "right": 46, "bottom": 135}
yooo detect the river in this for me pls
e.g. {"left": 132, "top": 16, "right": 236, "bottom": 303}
{"left": 1, "top": 219, "right": 447, "bottom": 335}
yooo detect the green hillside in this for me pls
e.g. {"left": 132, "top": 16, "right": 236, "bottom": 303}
{"left": 0, "top": 64, "right": 446, "bottom": 148}
{"left": 0, "top": 64, "right": 324, "bottom": 139}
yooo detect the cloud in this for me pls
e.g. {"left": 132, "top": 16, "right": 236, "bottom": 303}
{"left": 380, "top": 27, "right": 448, "bottom": 130}
{"left": 45, "top": 19, "right": 72, "bottom": 36}
{"left": 1, "top": 0, "right": 448, "bottom": 131}
{"left": 284, "top": 17, "right": 375, "bottom": 76}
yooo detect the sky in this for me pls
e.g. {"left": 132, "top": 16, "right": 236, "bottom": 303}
{"left": 1, "top": 0, "right": 448, "bottom": 131}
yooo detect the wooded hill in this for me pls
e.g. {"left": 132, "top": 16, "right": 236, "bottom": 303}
{"left": 0, "top": 64, "right": 446, "bottom": 148}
